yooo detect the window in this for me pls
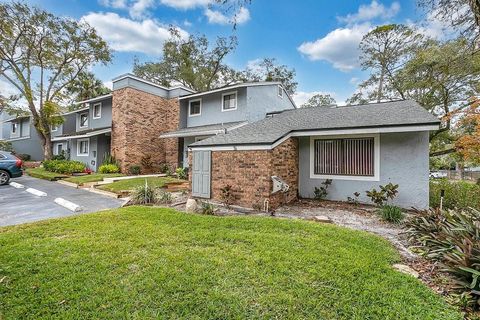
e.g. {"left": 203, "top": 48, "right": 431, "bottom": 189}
{"left": 189, "top": 99, "right": 201, "bottom": 116}
{"left": 277, "top": 85, "right": 283, "bottom": 98}
{"left": 51, "top": 125, "right": 58, "bottom": 132}
{"left": 11, "top": 122, "right": 18, "bottom": 134}
{"left": 79, "top": 113, "right": 88, "bottom": 128}
{"left": 77, "top": 139, "right": 89, "bottom": 156}
{"left": 222, "top": 91, "right": 237, "bottom": 111}
{"left": 56, "top": 143, "right": 63, "bottom": 155}
{"left": 93, "top": 103, "right": 102, "bottom": 119}
{"left": 311, "top": 136, "right": 378, "bottom": 179}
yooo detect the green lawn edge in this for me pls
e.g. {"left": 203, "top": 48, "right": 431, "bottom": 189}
{"left": 25, "top": 167, "right": 68, "bottom": 181}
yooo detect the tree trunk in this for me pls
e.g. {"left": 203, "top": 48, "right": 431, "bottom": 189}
{"left": 43, "top": 136, "right": 53, "bottom": 160}
{"left": 377, "top": 67, "right": 385, "bottom": 103}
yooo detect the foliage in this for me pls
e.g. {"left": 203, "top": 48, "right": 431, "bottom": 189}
{"left": 65, "top": 71, "right": 110, "bottom": 106}
{"left": 25, "top": 167, "right": 67, "bottom": 181}
{"left": 97, "top": 177, "right": 183, "bottom": 194}
{"left": 347, "top": 192, "right": 361, "bottom": 206}
{"left": 175, "top": 167, "right": 187, "bottom": 180}
{"left": 366, "top": 183, "right": 399, "bottom": 206}
{"left": 134, "top": 29, "right": 238, "bottom": 91}
{"left": 0, "top": 2, "right": 111, "bottom": 159}
{"left": 159, "top": 163, "right": 170, "bottom": 174}
{"left": 240, "top": 58, "right": 298, "bottom": 94}
{"left": 455, "top": 98, "right": 480, "bottom": 164}
{"left": 130, "top": 181, "right": 156, "bottom": 205}
{"left": 0, "top": 140, "right": 13, "bottom": 152}
{"left": 301, "top": 94, "right": 336, "bottom": 108}
{"left": 42, "top": 160, "right": 86, "bottom": 174}
{"left": 430, "top": 179, "right": 480, "bottom": 210}
{"left": 155, "top": 189, "right": 173, "bottom": 204}
{"left": 405, "top": 207, "right": 480, "bottom": 311}
{"left": 140, "top": 155, "right": 154, "bottom": 172}
{"left": 14, "top": 153, "right": 30, "bottom": 161}
{"left": 220, "top": 184, "right": 235, "bottom": 208}
{"left": 313, "top": 179, "right": 332, "bottom": 200}
{"left": 0, "top": 207, "right": 462, "bottom": 319}
{"left": 51, "top": 150, "right": 67, "bottom": 160}
{"left": 377, "top": 205, "right": 404, "bottom": 224}
{"left": 98, "top": 164, "right": 120, "bottom": 174}
{"left": 64, "top": 173, "right": 124, "bottom": 185}
{"left": 200, "top": 202, "right": 215, "bottom": 215}
{"left": 102, "top": 153, "right": 118, "bottom": 166}
{"left": 128, "top": 165, "right": 141, "bottom": 175}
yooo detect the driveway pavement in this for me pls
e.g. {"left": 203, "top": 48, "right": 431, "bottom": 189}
{"left": 0, "top": 176, "right": 124, "bottom": 227}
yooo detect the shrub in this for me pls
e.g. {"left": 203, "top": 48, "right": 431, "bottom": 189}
{"left": 159, "top": 163, "right": 170, "bottom": 174}
{"left": 200, "top": 202, "right": 215, "bottom": 215}
{"left": 176, "top": 167, "right": 187, "bottom": 180}
{"left": 366, "top": 183, "right": 399, "bottom": 206}
{"left": 102, "top": 153, "right": 118, "bottom": 166}
{"left": 0, "top": 140, "right": 14, "bottom": 152}
{"left": 130, "top": 181, "right": 156, "bottom": 205}
{"left": 156, "top": 189, "right": 172, "bottom": 204}
{"left": 313, "top": 179, "right": 332, "bottom": 200}
{"left": 430, "top": 179, "right": 480, "bottom": 210}
{"left": 347, "top": 192, "right": 361, "bottom": 206}
{"left": 15, "top": 153, "right": 30, "bottom": 161}
{"left": 377, "top": 205, "right": 404, "bottom": 224}
{"left": 405, "top": 208, "right": 480, "bottom": 311}
{"left": 140, "top": 155, "right": 153, "bottom": 172}
{"left": 52, "top": 150, "right": 66, "bottom": 160}
{"left": 99, "top": 164, "right": 120, "bottom": 174}
{"left": 220, "top": 184, "right": 235, "bottom": 208}
{"left": 42, "top": 160, "right": 86, "bottom": 174}
{"left": 129, "top": 165, "right": 141, "bottom": 175}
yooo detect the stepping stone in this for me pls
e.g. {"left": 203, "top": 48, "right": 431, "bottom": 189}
{"left": 314, "top": 215, "right": 332, "bottom": 223}
{"left": 393, "top": 264, "right": 419, "bottom": 278}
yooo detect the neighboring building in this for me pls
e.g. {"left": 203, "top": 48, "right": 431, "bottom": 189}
{"left": 0, "top": 113, "right": 44, "bottom": 160}
{"left": 187, "top": 100, "right": 440, "bottom": 209}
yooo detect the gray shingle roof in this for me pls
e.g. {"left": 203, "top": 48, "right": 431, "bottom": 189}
{"left": 159, "top": 121, "right": 246, "bottom": 138}
{"left": 190, "top": 100, "right": 440, "bottom": 147}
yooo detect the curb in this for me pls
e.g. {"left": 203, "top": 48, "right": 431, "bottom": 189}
{"left": 56, "top": 180, "right": 79, "bottom": 189}
{"left": 54, "top": 198, "right": 82, "bottom": 212}
{"left": 87, "top": 187, "right": 120, "bottom": 199}
{"left": 25, "top": 188, "right": 47, "bottom": 197}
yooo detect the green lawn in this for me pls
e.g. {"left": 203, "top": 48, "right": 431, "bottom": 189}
{"left": 25, "top": 167, "right": 67, "bottom": 181}
{"left": 0, "top": 207, "right": 461, "bottom": 319}
{"left": 97, "top": 177, "right": 184, "bottom": 194}
{"left": 63, "top": 173, "right": 124, "bottom": 186}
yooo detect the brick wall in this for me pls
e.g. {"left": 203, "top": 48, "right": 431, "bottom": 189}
{"left": 111, "top": 87, "right": 179, "bottom": 172}
{"left": 201, "top": 138, "right": 299, "bottom": 209}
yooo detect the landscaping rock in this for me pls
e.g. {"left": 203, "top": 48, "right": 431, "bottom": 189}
{"left": 393, "top": 264, "right": 420, "bottom": 278}
{"left": 314, "top": 215, "right": 332, "bottom": 223}
{"left": 185, "top": 198, "right": 198, "bottom": 213}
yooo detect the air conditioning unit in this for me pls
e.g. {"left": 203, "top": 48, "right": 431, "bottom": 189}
{"left": 271, "top": 176, "right": 290, "bottom": 193}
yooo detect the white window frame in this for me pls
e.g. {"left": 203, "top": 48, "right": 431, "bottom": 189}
{"left": 77, "top": 138, "right": 89, "bottom": 157}
{"left": 79, "top": 112, "right": 89, "bottom": 128}
{"left": 55, "top": 143, "right": 63, "bottom": 155}
{"left": 92, "top": 102, "right": 102, "bottom": 119}
{"left": 51, "top": 124, "right": 58, "bottom": 132}
{"left": 309, "top": 133, "right": 380, "bottom": 181}
{"left": 277, "top": 85, "right": 284, "bottom": 98}
{"left": 221, "top": 91, "right": 237, "bottom": 112}
{"left": 11, "top": 122, "right": 18, "bottom": 134}
{"left": 189, "top": 98, "right": 202, "bottom": 117}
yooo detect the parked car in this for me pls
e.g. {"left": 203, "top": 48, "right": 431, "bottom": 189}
{"left": 0, "top": 151, "right": 23, "bottom": 185}
{"left": 429, "top": 171, "right": 448, "bottom": 179}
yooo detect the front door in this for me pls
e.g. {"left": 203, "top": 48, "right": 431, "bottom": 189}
{"left": 191, "top": 150, "right": 211, "bottom": 198}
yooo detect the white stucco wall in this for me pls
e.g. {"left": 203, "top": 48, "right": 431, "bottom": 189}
{"left": 298, "top": 131, "right": 430, "bottom": 209}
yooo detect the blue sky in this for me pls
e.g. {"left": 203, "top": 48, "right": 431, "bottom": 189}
{"left": 2, "top": 0, "right": 446, "bottom": 105}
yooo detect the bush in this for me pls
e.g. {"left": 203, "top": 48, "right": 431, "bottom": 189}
{"left": 176, "top": 167, "right": 187, "bottom": 180}
{"left": 405, "top": 208, "right": 480, "bottom": 311}
{"left": 140, "top": 155, "right": 153, "bottom": 172}
{"left": 42, "top": 160, "right": 86, "bottom": 174}
{"left": 366, "top": 183, "right": 399, "bottom": 206}
{"left": 52, "top": 150, "right": 66, "bottom": 160}
{"left": 200, "top": 202, "right": 215, "bottom": 215}
{"left": 430, "top": 179, "right": 480, "bottom": 210}
{"left": 102, "top": 153, "right": 118, "bottom": 166}
{"left": 220, "top": 184, "right": 235, "bottom": 208}
{"left": 159, "top": 163, "right": 170, "bottom": 174}
{"left": 313, "top": 179, "right": 332, "bottom": 200}
{"left": 99, "top": 164, "right": 120, "bottom": 174}
{"left": 377, "top": 205, "right": 404, "bottom": 224}
{"left": 130, "top": 181, "right": 172, "bottom": 205}
{"left": 0, "top": 140, "right": 14, "bottom": 152}
{"left": 129, "top": 165, "right": 141, "bottom": 175}
{"left": 15, "top": 153, "right": 30, "bottom": 161}
{"left": 156, "top": 190, "right": 172, "bottom": 204}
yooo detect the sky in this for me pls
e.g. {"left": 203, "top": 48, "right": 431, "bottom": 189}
{"left": 1, "top": 0, "right": 449, "bottom": 105}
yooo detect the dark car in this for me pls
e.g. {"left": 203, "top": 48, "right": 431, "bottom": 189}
{"left": 0, "top": 151, "right": 23, "bottom": 185}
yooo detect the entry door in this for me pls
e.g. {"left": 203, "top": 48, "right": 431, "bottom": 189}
{"left": 192, "top": 150, "right": 211, "bottom": 198}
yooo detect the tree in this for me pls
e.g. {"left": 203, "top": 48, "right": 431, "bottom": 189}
{"left": 301, "top": 94, "right": 336, "bottom": 108}
{"left": 65, "top": 71, "right": 111, "bottom": 104}
{"left": 0, "top": 2, "right": 111, "bottom": 159}
{"left": 240, "top": 58, "right": 297, "bottom": 94}
{"left": 455, "top": 98, "right": 480, "bottom": 164}
{"left": 134, "top": 29, "right": 238, "bottom": 92}
{"left": 351, "top": 24, "right": 425, "bottom": 103}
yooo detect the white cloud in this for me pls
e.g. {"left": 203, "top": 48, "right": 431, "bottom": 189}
{"left": 293, "top": 91, "right": 336, "bottom": 107}
{"left": 205, "top": 7, "right": 250, "bottom": 25}
{"left": 349, "top": 77, "right": 360, "bottom": 85}
{"left": 160, "top": 0, "right": 211, "bottom": 10}
{"left": 82, "top": 12, "right": 188, "bottom": 55}
{"left": 338, "top": 0, "right": 400, "bottom": 25}
{"left": 298, "top": 24, "right": 370, "bottom": 72}
{"left": 407, "top": 11, "right": 456, "bottom": 40}
{"left": 183, "top": 19, "right": 192, "bottom": 27}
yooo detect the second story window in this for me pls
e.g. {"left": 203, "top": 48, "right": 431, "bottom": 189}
{"left": 51, "top": 125, "right": 58, "bottom": 132}
{"left": 278, "top": 85, "right": 283, "bottom": 98}
{"left": 80, "top": 113, "right": 88, "bottom": 128}
{"left": 189, "top": 99, "right": 201, "bottom": 116}
{"left": 11, "top": 122, "right": 18, "bottom": 134}
{"left": 222, "top": 92, "right": 237, "bottom": 111}
{"left": 93, "top": 103, "right": 102, "bottom": 119}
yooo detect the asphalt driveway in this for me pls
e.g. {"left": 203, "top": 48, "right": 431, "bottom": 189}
{"left": 0, "top": 175, "right": 124, "bottom": 227}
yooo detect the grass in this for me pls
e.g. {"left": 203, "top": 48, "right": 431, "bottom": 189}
{"left": 430, "top": 178, "right": 480, "bottom": 210}
{"left": 0, "top": 207, "right": 461, "bottom": 319}
{"left": 25, "top": 167, "right": 67, "bottom": 181}
{"left": 63, "top": 173, "right": 124, "bottom": 186}
{"left": 97, "top": 177, "right": 184, "bottom": 194}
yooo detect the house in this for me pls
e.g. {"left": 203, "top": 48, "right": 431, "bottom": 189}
{"left": 0, "top": 113, "right": 44, "bottom": 160}
{"left": 186, "top": 100, "right": 440, "bottom": 209}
